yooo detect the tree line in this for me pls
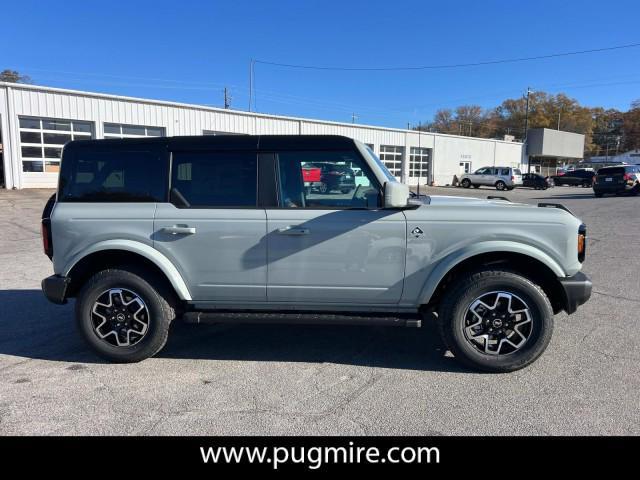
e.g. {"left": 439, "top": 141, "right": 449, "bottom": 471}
{"left": 414, "top": 91, "right": 640, "bottom": 158}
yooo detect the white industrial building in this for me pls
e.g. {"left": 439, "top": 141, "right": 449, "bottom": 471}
{"left": 1, "top": 82, "right": 532, "bottom": 189}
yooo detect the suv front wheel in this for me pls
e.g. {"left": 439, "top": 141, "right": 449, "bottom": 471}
{"left": 437, "top": 269, "right": 554, "bottom": 372}
{"left": 75, "top": 267, "right": 176, "bottom": 363}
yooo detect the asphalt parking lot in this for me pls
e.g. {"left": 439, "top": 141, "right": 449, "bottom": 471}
{"left": 1, "top": 185, "right": 638, "bottom": 435}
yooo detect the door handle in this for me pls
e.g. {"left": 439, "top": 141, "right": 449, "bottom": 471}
{"left": 162, "top": 226, "right": 196, "bottom": 235}
{"left": 277, "top": 226, "right": 310, "bottom": 236}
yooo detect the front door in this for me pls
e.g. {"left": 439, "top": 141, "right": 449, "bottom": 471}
{"left": 265, "top": 149, "right": 407, "bottom": 305}
{"left": 153, "top": 150, "right": 267, "bottom": 302}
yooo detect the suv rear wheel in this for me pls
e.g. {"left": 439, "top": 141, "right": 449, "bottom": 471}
{"left": 495, "top": 180, "right": 507, "bottom": 191}
{"left": 437, "top": 269, "right": 553, "bottom": 372}
{"left": 75, "top": 267, "right": 176, "bottom": 363}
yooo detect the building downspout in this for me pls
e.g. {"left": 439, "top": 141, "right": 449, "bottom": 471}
{"left": 2, "top": 85, "right": 18, "bottom": 189}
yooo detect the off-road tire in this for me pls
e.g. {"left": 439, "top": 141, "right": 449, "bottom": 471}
{"left": 437, "top": 269, "right": 554, "bottom": 373}
{"left": 75, "top": 267, "right": 176, "bottom": 363}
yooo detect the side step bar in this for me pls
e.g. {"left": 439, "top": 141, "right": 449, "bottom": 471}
{"left": 183, "top": 311, "right": 422, "bottom": 328}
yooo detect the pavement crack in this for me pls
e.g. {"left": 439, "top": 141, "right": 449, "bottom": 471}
{"left": 593, "top": 290, "right": 640, "bottom": 304}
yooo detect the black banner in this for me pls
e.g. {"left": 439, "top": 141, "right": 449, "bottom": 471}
{"left": 1, "top": 436, "right": 636, "bottom": 473}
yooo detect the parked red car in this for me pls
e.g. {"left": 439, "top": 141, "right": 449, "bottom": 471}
{"left": 302, "top": 166, "right": 321, "bottom": 183}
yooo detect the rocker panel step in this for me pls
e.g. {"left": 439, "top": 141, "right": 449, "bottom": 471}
{"left": 182, "top": 311, "right": 422, "bottom": 327}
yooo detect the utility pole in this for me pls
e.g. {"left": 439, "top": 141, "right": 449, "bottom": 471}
{"left": 524, "top": 87, "right": 532, "bottom": 173}
{"left": 417, "top": 121, "right": 422, "bottom": 197}
{"left": 248, "top": 59, "right": 255, "bottom": 112}
{"left": 351, "top": 113, "right": 358, "bottom": 124}
{"left": 223, "top": 87, "right": 231, "bottom": 109}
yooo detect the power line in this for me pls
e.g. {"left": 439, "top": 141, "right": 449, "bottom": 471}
{"left": 254, "top": 42, "right": 640, "bottom": 71}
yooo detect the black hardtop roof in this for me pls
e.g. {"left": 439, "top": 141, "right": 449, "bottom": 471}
{"left": 65, "top": 134, "right": 359, "bottom": 151}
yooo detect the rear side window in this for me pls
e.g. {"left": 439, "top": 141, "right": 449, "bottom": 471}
{"left": 597, "top": 167, "right": 625, "bottom": 176}
{"left": 500, "top": 168, "right": 510, "bottom": 175}
{"left": 170, "top": 151, "right": 257, "bottom": 207}
{"left": 58, "top": 147, "right": 167, "bottom": 202}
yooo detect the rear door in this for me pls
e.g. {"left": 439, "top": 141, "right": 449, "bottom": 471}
{"left": 485, "top": 167, "right": 499, "bottom": 185}
{"left": 566, "top": 170, "right": 583, "bottom": 185}
{"left": 153, "top": 148, "right": 267, "bottom": 302}
{"left": 264, "top": 149, "right": 407, "bottom": 305}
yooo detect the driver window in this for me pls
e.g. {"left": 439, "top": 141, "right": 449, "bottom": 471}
{"left": 276, "top": 151, "right": 381, "bottom": 209}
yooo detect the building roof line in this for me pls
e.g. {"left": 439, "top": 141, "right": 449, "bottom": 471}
{"left": 0, "top": 82, "right": 523, "bottom": 145}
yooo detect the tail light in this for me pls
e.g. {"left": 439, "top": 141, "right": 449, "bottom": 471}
{"left": 624, "top": 173, "right": 632, "bottom": 182}
{"left": 511, "top": 176, "right": 515, "bottom": 181}
{"left": 577, "top": 224, "right": 586, "bottom": 263}
{"left": 41, "top": 218, "right": 53, "bottom": 259}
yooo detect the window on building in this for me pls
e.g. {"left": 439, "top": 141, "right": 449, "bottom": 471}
{"left": 170, "top": 151, "right": 257, "bottom": 207}
{"left": 409, "top": 147, "right": 431, "bottom": 179}
{"left": 276, "top": 151, "right": 380, "bottom": 209}
{"left": 103, "top": 123, "right": 165, "bottom": 139}
{"left": 19, "top": 117, "right": 93, "bottom": 173}
{"left": 202, "top": 130, "right": 247, "bottom": 136}
{"left": 459, "top": 161, "right": 472, "bottom": 174}
{"left": 379, "top": 145, "right": 404, "bottom": 178}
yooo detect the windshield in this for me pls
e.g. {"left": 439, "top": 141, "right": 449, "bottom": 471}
{"left": 364, "top": 145, "right": 397, "bottom": 183}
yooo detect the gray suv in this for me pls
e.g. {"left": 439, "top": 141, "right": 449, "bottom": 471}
{"left": 41, "top": 135, "right": 591, "bottom": 372}
{"left": 460, "top": 166, "right": 523, "bottom": 190}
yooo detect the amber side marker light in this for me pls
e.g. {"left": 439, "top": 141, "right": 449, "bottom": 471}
{"left": 578, "top": 224, "right": 587, "bottom": 262}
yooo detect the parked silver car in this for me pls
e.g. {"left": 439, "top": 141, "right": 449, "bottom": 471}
{"left": 460, "top": 166, "right": 523, "bottom": 190}
{"left": 41, "top": 135, "right": 591, "bottom": 372}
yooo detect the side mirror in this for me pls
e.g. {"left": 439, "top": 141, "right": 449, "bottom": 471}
{"left": 384, "top": 182, "right": 410, "bottom": 208}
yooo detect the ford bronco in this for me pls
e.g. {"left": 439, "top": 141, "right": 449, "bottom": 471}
{"left": 41, "top": 135, "right": 591, "bottom": 372}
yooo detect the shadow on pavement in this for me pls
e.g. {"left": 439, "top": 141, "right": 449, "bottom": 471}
{"left": 0, "top": 289, "right": 467, "bottom": 373}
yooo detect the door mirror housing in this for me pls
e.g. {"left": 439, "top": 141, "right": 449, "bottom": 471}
{"left": 384, "top": 181, "right": 410, "bottom": 208}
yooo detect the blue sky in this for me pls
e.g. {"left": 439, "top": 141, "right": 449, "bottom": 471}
{"left": 3, "top": 0, "right": 640, "bottom": 128}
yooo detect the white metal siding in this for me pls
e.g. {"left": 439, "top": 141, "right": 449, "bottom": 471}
{"left": 0, "top": 83, "right": 524, "bottom": 189}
